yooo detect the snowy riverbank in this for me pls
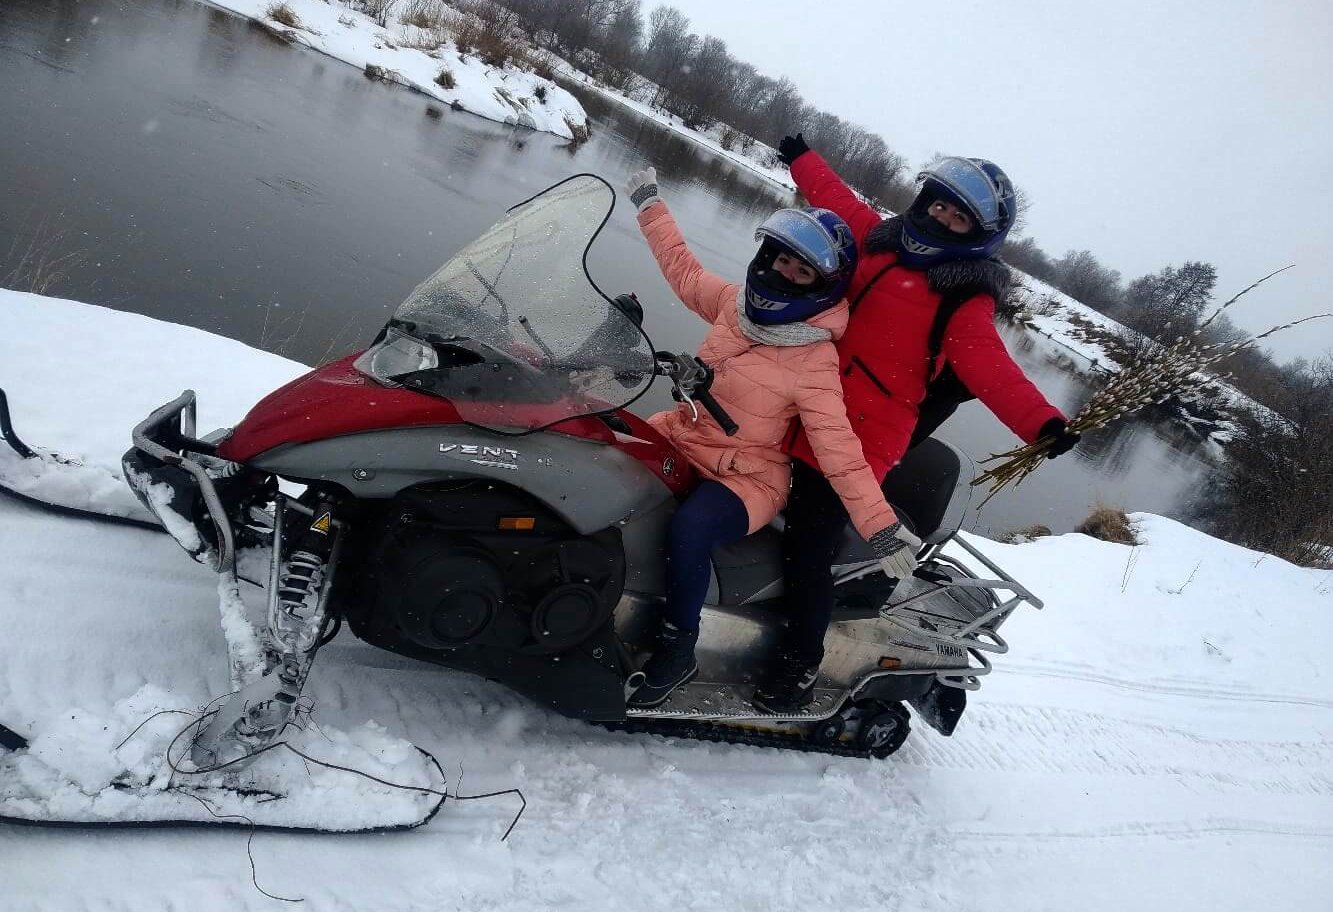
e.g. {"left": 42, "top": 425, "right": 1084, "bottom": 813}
{"left": 2, "top": 288, "right": 1330, "bottom": 910}
{"left": 202, "top": 0, "right": 588, "bottom": 140}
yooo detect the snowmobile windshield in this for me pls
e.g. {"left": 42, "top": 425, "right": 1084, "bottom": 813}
{"left": 362, "top": 175, "right": 655, "bottom": 434}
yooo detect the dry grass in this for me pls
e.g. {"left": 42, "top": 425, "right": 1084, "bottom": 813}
{"left": 475, "top": 28, "right": 516, "bottom": 68}
{"left": 564, "top": 116, "right": 589, "bottom": 143}
{"left": 265, "top": 2, "right": 300, "bottom": 28}
{"left": 997, "top": 524, "right": 1052, "bottom": 544}
{"left": 3, "top": 215, "right": 87, "bottom": 296}
{"left": 434, "top": 67, "right": 455, "bottom": 89}
{"left": 1075, "top": 507, "right": 1139, "bottom": 545}
{"left": 400, "top": 0, "right": 443, "bottom": 30}
{"left": 518, "top": 48, "right": 556, "bottom": 80}
{"left": 444, "top": 5, "right": 517, "bottom": 67}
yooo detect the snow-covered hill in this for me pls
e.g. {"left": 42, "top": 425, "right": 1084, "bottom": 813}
{"left": 201, "top": 0, "right": 589, "bottom": 140}
{"left": 2, "top": 289, "right": 1330, "bottom": 911}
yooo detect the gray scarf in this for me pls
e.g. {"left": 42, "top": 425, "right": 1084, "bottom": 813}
{"left": 734, "top": 290, "right": 831, "bottom": 347}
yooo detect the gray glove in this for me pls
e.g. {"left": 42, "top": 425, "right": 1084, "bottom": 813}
{"left": 623, "top": 167, "right": 661, "bottom": 213}
{"left": 869, "top": 522, "right": 922, "bottom": 580}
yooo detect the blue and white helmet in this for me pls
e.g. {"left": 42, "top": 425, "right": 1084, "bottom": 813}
{"left": 744, "top": 207, "right": 857, "bottom": 325}
{"left": 899, "top": 157, "right": 1017, "bottom": 268}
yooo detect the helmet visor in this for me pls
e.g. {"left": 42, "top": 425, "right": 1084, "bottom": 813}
{"left": 754, "top": 209, "right": 840, "bottom": 276}
{"left": 921, "top": 158, "right": 1001, "bottom": 231}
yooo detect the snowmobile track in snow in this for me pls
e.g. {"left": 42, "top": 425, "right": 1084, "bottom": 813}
{"left": 894, "top": 701, "right": 1333, "bottom": 796}
{"left": 1003, "top": 660, "right": 1333, "bottom": 709}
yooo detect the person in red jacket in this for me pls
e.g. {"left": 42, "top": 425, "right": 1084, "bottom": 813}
{"left": 753, "top": 134, "right": 1081, "bottom": 713}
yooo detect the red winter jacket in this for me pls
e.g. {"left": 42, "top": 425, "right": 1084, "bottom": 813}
{"left": 786, "top": 152, "right": 1065, "bottom": 480}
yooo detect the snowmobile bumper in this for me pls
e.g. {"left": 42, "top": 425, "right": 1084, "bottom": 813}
{"left": 123, "top": 390, "right": 236, "bottom": 572}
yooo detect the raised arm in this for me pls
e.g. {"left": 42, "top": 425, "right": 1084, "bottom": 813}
{"left": 785, "top": 145, "right": 884, "bottom": 245}
{"left": 625, "top": 168, "right": 736, "bottom": 325}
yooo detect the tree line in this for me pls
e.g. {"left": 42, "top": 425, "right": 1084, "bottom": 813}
{"left": 478, "top": 0, "right": 910, "bottom": 203}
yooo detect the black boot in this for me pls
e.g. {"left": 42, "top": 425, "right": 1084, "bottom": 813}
{"left": 752, "top": 648, "right": 822, "bottom": 713}
{"left": 628, "top": 622, "right": 699, "bottom": 709}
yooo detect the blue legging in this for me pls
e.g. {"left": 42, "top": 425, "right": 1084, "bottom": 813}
{"left": 663, "top": 481, "right": 750, "bottom": 632}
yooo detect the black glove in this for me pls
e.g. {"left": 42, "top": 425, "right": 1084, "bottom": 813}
{"left": 1039, "top": 418, "right": 1080, "bottom": 459}
{"left": 777, "top": 132, "right": 810, "bottom": 166}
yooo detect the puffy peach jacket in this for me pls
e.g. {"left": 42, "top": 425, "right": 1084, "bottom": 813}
{"left": 639, "top": 202, "right": 897, "bottom": 538}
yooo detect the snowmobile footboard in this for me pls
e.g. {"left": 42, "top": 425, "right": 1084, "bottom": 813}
{"left": 123, "top": 391, "right": 236, "bottom": 572}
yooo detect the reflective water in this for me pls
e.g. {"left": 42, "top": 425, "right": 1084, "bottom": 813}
{"left": 0, "top": 0, "right": 1216, "bottom": 535}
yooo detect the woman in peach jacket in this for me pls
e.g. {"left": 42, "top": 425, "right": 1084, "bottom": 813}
{"left": 623, "top": 167, "right": 921, "bottom": 708}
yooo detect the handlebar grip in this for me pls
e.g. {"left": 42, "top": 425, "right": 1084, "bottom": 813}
{"left": 694, "top": 387, "right": 739, "bottom": 436}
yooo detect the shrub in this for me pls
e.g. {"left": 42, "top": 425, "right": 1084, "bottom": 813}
{"left": 265, "top": 2, "right": 300, "bottom": 28}
{"left": 448, "top": 12, "right": 481, "bottom": 55}
{"left": 475, "top": 27, "right": 516, "bottom": 68}
{"left": 1075, "top": 506, "right": 1139, "bottom": 545}
{"left": 533, "top": 84, "right": 547, "bottom": 104}
{"left": 1197, "top": 363, "right": 1333, "bottom": 566}
{"left": 358, "top": 0, "right": 396, "bottom": 28}
{"left": 434, "top": 67, "right": 455, "bottom": 89}
{"left": 400, "top": 0, "right": 442, "bottom": 31}
{"left": 520, "top": 49, "right": 556, "bottom": 81}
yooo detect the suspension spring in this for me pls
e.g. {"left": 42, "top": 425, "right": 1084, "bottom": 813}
{"left": 277, "top": 550, "right": 325, "bottom": 622}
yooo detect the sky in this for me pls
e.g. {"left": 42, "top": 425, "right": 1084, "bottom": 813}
{"left": 655, "top": 0, "right": 1333, "bottom": 363}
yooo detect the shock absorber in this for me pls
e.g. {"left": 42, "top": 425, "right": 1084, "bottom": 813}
{"left": 269, "top": 494, "right": 340, "bottom": 658}
{"left": 274, "top": 550, "right": 327, "bottom": 653}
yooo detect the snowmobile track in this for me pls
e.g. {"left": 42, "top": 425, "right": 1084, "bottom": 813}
{"left": 1004, "top": 661, "right": 1333, "bottom": 709}
{"left": 894, "top": 701, "right": 1333, "bottom": 795}
{"left": 602, "top": 718, "right": 889, "bottom": 759}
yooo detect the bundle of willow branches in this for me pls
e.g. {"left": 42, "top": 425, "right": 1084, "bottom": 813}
{"left": 973, "top": 265, "right": 1328, "bottom": 504}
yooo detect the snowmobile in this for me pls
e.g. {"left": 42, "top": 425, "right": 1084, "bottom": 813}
{"left": 118, "top": 174, "right": 1043, "bottom": 765}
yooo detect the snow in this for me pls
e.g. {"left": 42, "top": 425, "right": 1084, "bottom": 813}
{"left": 2, "top": 685, "right": 442, "bottom": 831}
{"left": 2, "top": 289, "right": 1331, "bottom": 909}
{"left": 202, "top": 0, "right": 589, "bottom": 140}
{"left": 563, "top": 69, "right": 797, "bottom": 192}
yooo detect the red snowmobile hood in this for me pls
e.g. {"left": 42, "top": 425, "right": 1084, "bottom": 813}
{"left": 215, "top": 354, "right": 619, "bottom": 462}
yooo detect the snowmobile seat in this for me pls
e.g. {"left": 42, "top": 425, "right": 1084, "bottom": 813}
{"left": 880, "top": 436, "right": 969, "bottom": 545}
{"left": 708, "top": 437, "right": 973, "bottom": 606}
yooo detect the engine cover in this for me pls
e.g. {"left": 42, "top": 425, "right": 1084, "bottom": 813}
{"left": 389, "top": 539, "right": 507, "bottom": 650}
{"left": 334, "top": 483, "right": 631, "bottom": 721}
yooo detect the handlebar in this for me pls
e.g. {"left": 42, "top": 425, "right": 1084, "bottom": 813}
{"left": 693, "top": 385, "right": 739, "bottom": 436}
{"left": 655, "top": 351, "right": 739, "bottom": 437}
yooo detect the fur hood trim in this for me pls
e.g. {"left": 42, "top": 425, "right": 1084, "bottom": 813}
{"left": 864, "top": 216, "right": 1011, "bottom": 301}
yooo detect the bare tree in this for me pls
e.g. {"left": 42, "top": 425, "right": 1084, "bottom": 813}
{"left": 1118, "top": 261, "right": 1218, "bottom": 341}
{"left": 1051, "top": 249, "right": 1124, "bottom": 315}
{"left": 643, "top": 6, "right": 695, "bottom": 107}
{"left": 1001, "top": 236, "right": 1058, "bottom": 283}
{"left": 595, "top": 0, "right": 643, "bottom": 88}
{"left": 665, "top": 35, "right": 732, "bottom": 128}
